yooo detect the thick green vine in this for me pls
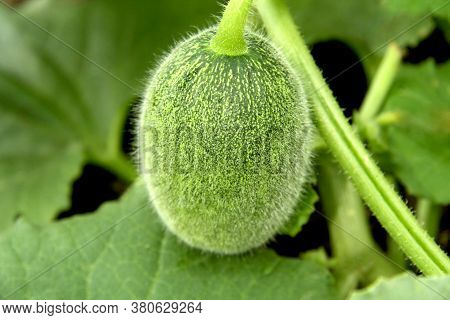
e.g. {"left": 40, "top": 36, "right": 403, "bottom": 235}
{"left": 255, "top": 0, "right": 450, "bottom": 275}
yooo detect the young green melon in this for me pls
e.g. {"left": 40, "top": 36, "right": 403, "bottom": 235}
{"left": 138, "top": 28, "right": 312, "bottom": 254}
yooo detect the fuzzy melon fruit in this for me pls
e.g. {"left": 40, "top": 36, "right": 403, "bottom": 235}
{"left": 138, "top": 28, "right": 312, "bottom": 254}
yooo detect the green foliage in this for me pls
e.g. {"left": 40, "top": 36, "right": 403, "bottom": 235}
{"left": 0, "top": 0, "right": 220, "bottom": 230}
{"left": 351, "top": 274, "right": 450, "bottom": 299}
{"left": 279, "top": 184, "right": 319, "bottom": 237}
{"left": 0, "top": 182, "right": 337, "bottom": 300}
{"left": 285, "top": 0, "right": 434, "bottom": 71}
{"left": 139, "top": 28, "right": 312, "bottom": 253}
{"left": 437, "top": 17, "right": 450, "bottom": 42}
{"left": 381, "top": 61, "right": 450, "bottom": 204}
{"left": 384, "top": 0, "right": 450, "bottom": 21}
{"left": 0, "top": 0, "right": 449, "bottom": 300}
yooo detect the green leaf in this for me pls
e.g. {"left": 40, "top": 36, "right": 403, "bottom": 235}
{"left": 380, "top": 61, "right": 450, "bottom": 204}
{"left": 0, "top": 181, "right": 338, "bottom": 300}
{"left": 0, "top": 0, "right": 220, "bottom": 229}
{"left": 384, "top": 0, "right": 450, "bottom": 21}
{"left": 279, "top": 184, "right": 319, "bottom": 237}
{"left": 0, "top": 112, "right": 83, "bottom": 229}
{"left": 351, "top": 273, "right": 450, "bottom": 299}
{"left": 285, "top": 0, "right": 434, "bottom": 73}
{"left": 437, "top": 17, "right": 450, "bottom": 42}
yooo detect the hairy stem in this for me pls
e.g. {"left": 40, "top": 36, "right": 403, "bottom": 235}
{"left": 210, "top": 0, "right": 253, "bottom": 56}
{"left": 256, "top": 0, "right": 450, "bottom": 275}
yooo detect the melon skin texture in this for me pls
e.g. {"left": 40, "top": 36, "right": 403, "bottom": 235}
{"left": 139, "top": 28, "right": 312, "bottom": 254}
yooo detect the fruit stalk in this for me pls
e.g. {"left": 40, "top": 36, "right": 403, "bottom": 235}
{"left": 256, "top": 0, "right": 450, "bottom": 275}
{"left": 210, "top": 0, "right": 253, "bottom": 55}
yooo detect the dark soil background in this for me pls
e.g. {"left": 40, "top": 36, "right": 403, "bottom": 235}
{"left": 58, "top": 24, "right": 450, "bottom": 257}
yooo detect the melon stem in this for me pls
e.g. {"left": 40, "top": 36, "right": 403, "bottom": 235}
{"left": 210, "top": 0, "right": 253, "bottom": 56}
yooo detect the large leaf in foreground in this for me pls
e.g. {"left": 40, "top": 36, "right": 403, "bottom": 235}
{"left": 0, "top": 182, "right": 337, "bottom": 300}
{"left": 351, "top": 273, "right": 450, "bottom": 299}
{"left": 0, "top": 0, "right": 220, "bottom": 229}
{"left": 381, "top": 61, "right": 450, "bottom": 204}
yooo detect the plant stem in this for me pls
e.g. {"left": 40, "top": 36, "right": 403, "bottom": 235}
{"left": 318, "top": 156, "right": 377, "bottom": 260}
{"left": 356, "top": 44, "right": 402, "bottom": 145}
{"left": 256, "top": 0, "right": 450, "bottom": 275}
{"left": 359, "top": 46, "right": 405, "bottom": 264}
{"left": 318, "top": 155, "right": 398, "bottom": 297}
{"left": 358, "top": 44, "right": 403, "bottom": 122}
{"left": 210, "top": 0, "right": 253, "bottom": 56}
{"left": 417, "top": 199, "right": 442, "bottom": 240}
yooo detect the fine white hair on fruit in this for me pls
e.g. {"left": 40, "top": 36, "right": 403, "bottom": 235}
{"left": 137, "top": 27, "right": 313, "bottom": 254}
